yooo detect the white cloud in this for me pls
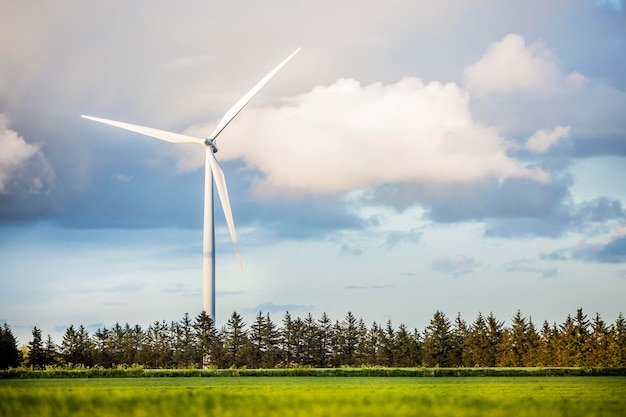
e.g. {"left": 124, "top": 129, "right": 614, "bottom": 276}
{"left": 431, "top": 254, "right": 479, "bottom": 277}
{"left": 0, "top": 114, "right": 41, "bottom": 193}
{"left": 183, "top": 77, "right": 548, "bottom": 196}
{"left": 463, "top": 34, "right": 562, "bottom": 96}
{"left": 525, "top": 126, "right": 570, "bottom": 153}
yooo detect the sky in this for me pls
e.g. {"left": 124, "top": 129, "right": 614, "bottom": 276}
{"left": 1, "top": 0, "right": 625, "bottom": 345}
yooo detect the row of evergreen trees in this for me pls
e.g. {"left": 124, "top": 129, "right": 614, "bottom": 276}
{"left": 2, "top": 308, "right": 626, "bottom": 370}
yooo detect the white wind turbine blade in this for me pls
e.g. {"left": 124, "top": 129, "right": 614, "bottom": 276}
{"left": 206, "top": 150, "right": 243, "bottom": 269}
{"left": 81, "top": 115, "right": 205, "bottom": 145}
{"left": 208, "top": 47, "right": 301, "bottom": 140}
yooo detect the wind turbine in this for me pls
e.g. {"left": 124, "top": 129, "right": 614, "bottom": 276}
{"left": 82, "top": 48, "right": 301, "bottom": 321}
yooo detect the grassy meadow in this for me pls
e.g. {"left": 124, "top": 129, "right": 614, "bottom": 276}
{"left": 2, "top": 376, "right": 625, "bottom": 417}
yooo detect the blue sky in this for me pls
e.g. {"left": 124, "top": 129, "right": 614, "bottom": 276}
{"left": 1, "top": 0, "right": 625, "bottom": 345}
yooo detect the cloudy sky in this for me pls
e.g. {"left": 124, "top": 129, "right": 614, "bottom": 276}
{"left": 1, "top": 0, "right": 625, "bottom": 344}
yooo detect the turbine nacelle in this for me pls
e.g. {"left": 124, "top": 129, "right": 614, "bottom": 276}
{"left": 205, "top": 138, "right": 219, "bottom": 153}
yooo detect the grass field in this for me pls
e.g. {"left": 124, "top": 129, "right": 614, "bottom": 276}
{"left": 1, "top": 376, "right": 625, "bottom": 417}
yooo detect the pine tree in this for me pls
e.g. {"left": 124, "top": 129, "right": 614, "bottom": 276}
{"left": 280, "top": 311, "right": 295, "bottom": 365}
{"left": 61, "top": 325, "right": 79, "bottom": 366}
{"left": 77, "top": 325, "right": 93, "bottom": 366}
{"left": 128, "top": 324, "right": 144, "bottom": 365}
{"left": 108, "top": 323, "right": 125, "bottom": 365}
{"left": 290, "top": 317, "right": 306, "bottom": 365}
{"left": 193, "top": 311, "right": 218, "bottom": 368}
{"left": 381, "top": 320, "right": 395, "bottom": 367}
{"left": 27, "top": 326, "right": 46, "bottom": 369}
{"left": 586, "top": 313, "right": 611, "bottom": 367}
{"left": 466, "top": 312, "right": 489, "bottom": 367}
{"left": 302, "top": 313, "right": 319, "bottom": 366}
{"left": 249, "top": 311, "right": 265, "bottom": 368}
{"left": 0, "top": 323, "right": 20, "bottom": 370}
{"left": 537, "top": 320, "right": 557, "bottom": 366}
{"left": 26, "top": 326, "right": 46, "bottom": 369}
{"left": 609, "top": 313, "right": 626, "bottom": 367}
{"left": 394, "top": 324, "right": 419, "bottom": 367}
{"left": 363, "top": 322, "right": 383, "bottom": 365}
{"left": 484, "top": 312, "right": 504, "bottom": 367}
{"left": 223, "top": 311, "right": 247, "bottom": 368}
{"left": 145, "top": 320, "right": 174, "bottom": 368}
{"left": 498, "top": 310, "right": 527, "bottom": 367}
{"left": 93, "top": 327, "right": 112, "bottom": 367}
{"left": 522, "top": 318, "right": 539, "bottom": 366}
{"left": 174, "top": 313, "right": 195, "bottom": 367}
{"left": 571, "top": 308, "right": 590, "bottom": 367}
{"left": 338, "top": 311, "right": 359, "bottom": 365}
{"left": 261, "top": 313, "right": 279, "bottom": 368}
{"left": 316, "top": 312, "right": 333, "bottom": 367}
{"left": 44, "top": 334, "right": 59, "bottom": 367}
{"left": 451, "top": 313, "right": 468, "bottom": 367}
{"left": 330, "top": 320, "right": 342, "bottom": 367}
{"left": 422, "top": 310, "right": 452, "bottom": 367}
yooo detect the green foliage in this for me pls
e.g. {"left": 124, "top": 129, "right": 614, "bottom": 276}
{"left": 2, "top": 376, "right": 626, "bottom": 417}
{"left": 3, "top": 308, "right": 626, "bottom": 370}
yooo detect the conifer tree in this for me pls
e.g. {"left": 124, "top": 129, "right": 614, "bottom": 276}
{"left": 523, "top": 318, "right": 539, "bottom": 366}
{"left": 261, "top": 313, "right": 279, "bottom": 367}
{"left": 93, "top": 327, "right": 112, "bottom": 367}
{"left": 316, "top": 312, "right": 333, "bottom": 367}
{"left": 451, "top": 313, "right": 469, "bottom": 367}
{"left": 44, "top": 334, "right": 59, "bottom": 367}
{"left": 395, "top": 323, "right": 419, "bottom": 367}
{"left": 174, "top": 313, "right": 196, "bottom": 367}
{"left": 609, "top": 313, "right": 626, "bottom": 367}
{"left": 0, "top": 323, "right": 20, "bottom": 370}
{"left": 466, "top": 312, "right": 489, "bottom": 367}
{"left": 248, "top": 311, "right": 266, "bottom": 368}
{"left": 571, "top": 308, "right": 590, "bottom": 367}
{"left": 27, "top": 326, "right": 46, "bottom": 369}
{"left": 193, "top": 311, "right": 218, "bottom": 368}
{"left": 61, "top": 325, "right": 79, "bottom": 366}
{"left": 364, "top": 322, "right": 383, "bottom": 365}
{"left": 537, "top": 320, "right": 557, "bottom": 366}
{"left": 280, "top": 311, "right": 295, "bottom": 365}
{"left": 422, "top": 310, "right": 452, "bottom": 367}
{"left": 303, "top": 313, "right": 320, "bottom": 366}
{"left": 586, "top": 313, "right": 611, "bottom": 367}
{"left": 381, "top": 320, "right": 396, "bottom": 367}
{"left": 144, "top": 320, "right": 174, "bottom": 368}
{"left": 484, "top": 312, "right": 504, "bottom": 367}
{"left": 223, "top": 311, "right": 247, "bottom": 368}
{"left": 338, "top": 311, "right": 359, "bottom": 366}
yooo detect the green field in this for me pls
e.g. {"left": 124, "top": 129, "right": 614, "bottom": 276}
{"left": 2, "top": 376, "right": 625, "bottom": 417}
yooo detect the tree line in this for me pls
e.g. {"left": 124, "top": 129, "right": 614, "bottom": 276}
{"left": 2, "top": 308, "right": 625, "bottom": 370}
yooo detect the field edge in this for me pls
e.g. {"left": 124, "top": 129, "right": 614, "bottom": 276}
{"left": 2, "top": 367, "right": 626, "bottom": 379}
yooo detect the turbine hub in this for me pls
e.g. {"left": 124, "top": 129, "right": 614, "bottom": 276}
{"left": 205, "top": 138, "right": 218, "bottom": 153}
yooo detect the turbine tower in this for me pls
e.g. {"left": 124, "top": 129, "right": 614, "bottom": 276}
{"left": 82, "top": 48, "right": 300, "bottom": 321}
